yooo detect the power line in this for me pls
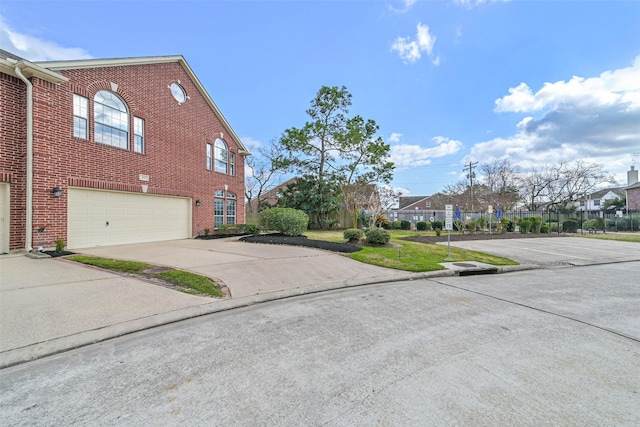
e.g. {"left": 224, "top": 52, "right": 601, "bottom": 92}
{"left": 463, "top": 161, "right": 478, "bottom": 211}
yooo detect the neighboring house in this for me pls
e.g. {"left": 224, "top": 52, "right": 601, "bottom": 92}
{"left": 626, "top": 166, "right": 640, "bottom": 211}
{"left": 246, "top": 177, "right": 297, "bottom": 213}
{"left": 576, "top": 187, "right": 626, "bottom": 212}
{"left": 392, "top": 193, "right": 450, "bottom": 224}
{"left": 0, "top": 50, "right": 249, "bottom": 253}
{"left": 398, "top": 193, "right": 449, "bottom": 211}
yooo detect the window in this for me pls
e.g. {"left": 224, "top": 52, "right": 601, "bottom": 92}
{"left": 206, "top": 144, "right": 213, "bottom": 170}
{"left": 214, "top": 138, "right": 228, "bottom": 173}
{"left": 73, "top": 94, "right": 88, "bottom": 139}
{"left": 134, "top": 117, "right": 144, "bottom": 153}
{"left": 214, "top": 198, "right": 224, "bottom": 227}
{"left": 426, "top": 201, "right": 431, "bottom": 208}
{"left": 594, "top": 199, "right": 601, "bottom": 206}
{"left": 230, "top": 152, "right": 235, "bottom": 176}
{"left": 214, "top": 190, "right": 236, "bottom": 226}
{"left": 94, "top": 90, "right": 129, "bottom": 149}
{"left": 226, "top": 192, "right": 236, "bottom": 224}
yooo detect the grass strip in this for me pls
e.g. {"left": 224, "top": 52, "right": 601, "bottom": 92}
{"left": 68, "top": 255, "right": 152, "bottom": 274}
{"left": 68, "top": 255, "right": 224, "bottom": 298}
{"left": 576, "top": 233, "right": 640, "bottom": 243}
{"left": 154, "top": 270, "right": 223, "bottom": 298}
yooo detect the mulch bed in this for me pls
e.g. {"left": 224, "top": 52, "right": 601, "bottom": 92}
{"left": 42, "top": 250, "right": 76, "bottom": 257}
{"left": 402, "top": 232, "right": 567, "bottom": 244}
{"left": 241, "top": 234, "right": 363, "bottom": 253}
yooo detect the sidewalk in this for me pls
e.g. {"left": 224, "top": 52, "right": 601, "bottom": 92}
{"left": 1, "top": 237, "right": 450, "bottom": 368}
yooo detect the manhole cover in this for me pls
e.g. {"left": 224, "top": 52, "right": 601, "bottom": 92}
{"left": 452, "top": 262, "right": 477, "bottom": 268}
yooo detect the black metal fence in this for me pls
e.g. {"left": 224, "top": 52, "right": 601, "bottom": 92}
{"left": 393, "top": 209, "right": 640, "bottom": 232}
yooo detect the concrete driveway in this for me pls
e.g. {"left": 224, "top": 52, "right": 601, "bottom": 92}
{"left": 77, "top": 236, "right": 406, "bottom": 298}
{"left": 441, "top": 236, "right": 640, "bottom": 267}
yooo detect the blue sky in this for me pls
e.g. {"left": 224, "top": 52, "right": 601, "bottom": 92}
{"left": 1, "top": 0, "right": 639, "bottom": 197}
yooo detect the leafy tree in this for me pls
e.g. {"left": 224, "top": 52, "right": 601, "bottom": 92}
{"left": 278, "top": 86, "right": 394, "bottom": 227}
{"left": 276, "top": 175, "right": 341, "bottom": 228}
{"left": 603, "top": 196, "right": 626, "bottom": 212}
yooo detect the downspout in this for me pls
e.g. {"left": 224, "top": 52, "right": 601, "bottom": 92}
{"left": 14, "top": 64, "right": 34, "bottom": 252}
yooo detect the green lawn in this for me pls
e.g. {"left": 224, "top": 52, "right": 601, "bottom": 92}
{"left": 304, "top": 230, "right": 518, "bottom": 272}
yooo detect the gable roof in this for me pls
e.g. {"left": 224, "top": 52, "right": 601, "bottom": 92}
{"left": 590, "top": 187, "right": 625, "bottom": 199}
{"left": 1, "top": 50, "right": 249, "bottom": 156}
{"left": 35, "top": 54, "right": 249, "bottom": 156}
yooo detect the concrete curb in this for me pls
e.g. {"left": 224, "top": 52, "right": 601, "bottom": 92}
{"left": 0, "top": 262, "right": 553, "bottom": 369}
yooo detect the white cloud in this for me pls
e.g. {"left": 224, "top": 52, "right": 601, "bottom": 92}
{"left": 391, "top": 22, "right": 437, "bottom": 65}
{"left": 0, "top": 15, "right": 92, "bottom": 61}
{"left": 495, "top": 56, "right": 640, "bottom": 113}
{"left": 471, "top": 56, "right": 640, "bottom": 185}
{"left": 453, "top": 0, "right": 509, "bottom": 9}
{"left": 390, "top": 136, "right": 462, "bottom": 168}
{"left": 388, "top": 0, "right": 417, "bottom": 13}
{"left": 388, "top": 132, "right": 403, "bottom": 143}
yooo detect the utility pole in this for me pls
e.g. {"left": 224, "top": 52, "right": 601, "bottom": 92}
{"left": 464, "top": 161, "right": 478, "bottom": 212}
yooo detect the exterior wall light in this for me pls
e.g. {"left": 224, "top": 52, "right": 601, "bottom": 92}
{"left": 52, "top": 186, "right": 62, "bottom": 198}
{"left": 195, "top": 199, "right": 201, "bottom": 207}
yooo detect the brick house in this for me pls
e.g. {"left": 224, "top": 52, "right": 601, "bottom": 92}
{"left": 0, "top": 50, "right": 249, "bottom": 253}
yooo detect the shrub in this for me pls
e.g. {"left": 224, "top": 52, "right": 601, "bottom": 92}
{"left": 432, "top": 220, "right": 443, "bottom": 230}
{"left": 435, "top": 228, "right": 442, "bottom": 236}
{"left": 519, "top": 219, "right": 531, "bottom": 234}
{"left": 55, "top": 238, "right": 65, "bottom": 253}
{"left": 244, "top": 224, "right": 261, "bottom": 235}
{"left": 343, "top": 228, "right": 364, "bottom": 242}
{"left": 260, "top": 208, "right": 309, "bottom": 236}
{"left": 381, "top": 221, "right": 390, "bottom": 229}
{"left": 504, "top": 219, "right": 515, "bottom": 232}
{"left": 391, "top": 221, "right": 402, "bottom": 230}
{"left": 203, "top": 228, "right": 210, "bottom": 236}
{"left": 528, "top": 216, "right": 542, "bottom": 233}
{"left": 365, "top": 228, "right": 390, "bottom": 245}
{"left": 563, "top": 219, "right": 579, "bottom": 233}
{"left": 466, "top": 220, "right": 478, "bottom": 234}
{"left": 540, "top": 224, "right": 550, "bottom": 233}
{"left": 400, "top": 220, "right": 411, "bottom": 230}
{"left": 416, "top": 221, "right": 428, "bottom": 231}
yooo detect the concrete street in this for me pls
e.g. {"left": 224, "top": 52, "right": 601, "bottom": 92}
{"left": 1, "top": 262, "right": 639, "bottom": 426}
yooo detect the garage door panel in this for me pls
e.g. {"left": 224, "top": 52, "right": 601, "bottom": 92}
{"left": 68, "top": 189, "right": 191, "bottom": 249}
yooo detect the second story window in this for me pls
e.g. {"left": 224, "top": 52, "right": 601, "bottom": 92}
{"left": 73, "top": 94, "right": 88, "bottom": 139}
{"left": 214, "top": 138, "right": 228, "bottom": 174}
{"left": 94, "top": 90, "right": 129, "bottom": 149}
{"left": 133, "top": 117, "right": 144, "bottom": 153}
{"left": 206, "top": 143, "right": 213, "bottom": 170}
{"left": 229, "top": 152, "right": 236, "bottom": 176}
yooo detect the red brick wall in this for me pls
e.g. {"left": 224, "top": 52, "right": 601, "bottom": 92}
{"left": 628, "top": 188, "right": 640, "bottom": 211}
{"left": 0, "top": 73, "right": 27, "bottom": 250}
{"left": 4, "top": 62, "right": 245, "bottom": 250}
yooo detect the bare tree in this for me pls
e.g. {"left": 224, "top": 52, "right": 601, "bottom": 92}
{"left": 364, "top": 185, "right": 402, "bottom": 228}
{"left": 517, "top": 160, "right": 614, "bottom": 210}
{"left": 480, "top": 159, "right": 520, "bottom": 209}
{"left": 245, "top": 141, "right": 286, "bottom": 213}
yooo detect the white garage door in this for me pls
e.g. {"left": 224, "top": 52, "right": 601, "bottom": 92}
{"left": 0, "top": 183, "right": 8, "bottom": 254}
{"left": 68, "top": 188, "right": 191, "bottom": 249}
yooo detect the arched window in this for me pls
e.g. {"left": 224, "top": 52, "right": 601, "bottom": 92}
{"left": 214, "top": 138, "right": 228, "bottom": 174}
{"left": 94, "top": 90, "right": 129, "bottom": 149}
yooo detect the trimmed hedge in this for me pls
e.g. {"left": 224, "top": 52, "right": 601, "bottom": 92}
{"left": 343, "top": 228, "right": 364, "bottom": 242}
{"left": 400, "top": 220, "right": 411, "bottom": 230}
{"left": 416, "top": 221, "right": 428, "bottom": 231}
{"left": 260, "top": 208, "right": 309, "bottom": 236}
{"left": 563, "top": 219, "right": 579, "bottom": 233}
{"left": 365, "top": 228, "right": 391, "bottom": 245}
